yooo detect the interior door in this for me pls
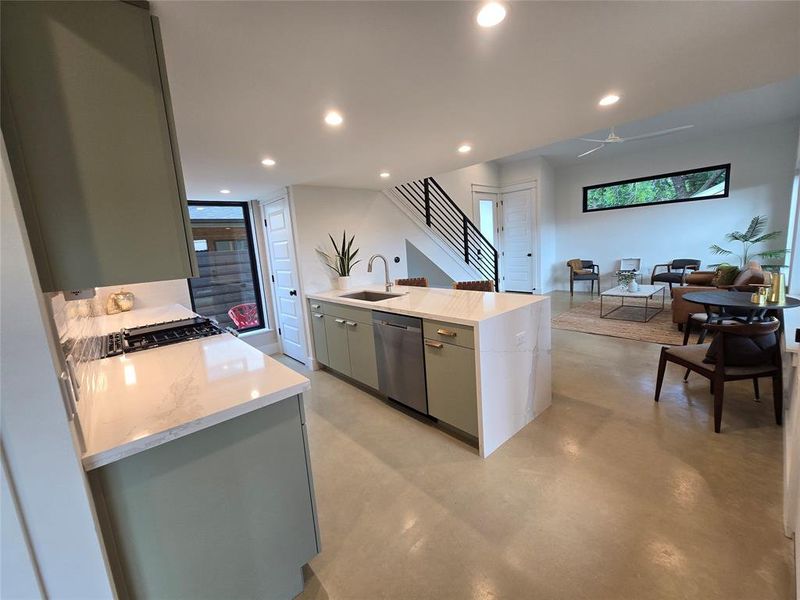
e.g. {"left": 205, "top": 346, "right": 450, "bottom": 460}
{"left": 500, "top": 189, "right": 534, "bottom": 292}
{"left": 264, "top": 196, "right": 307, "bottom": 363}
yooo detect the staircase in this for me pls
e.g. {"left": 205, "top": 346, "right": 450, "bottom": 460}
{"left": 387, "top": 177, "right": 499, "bottom": 290}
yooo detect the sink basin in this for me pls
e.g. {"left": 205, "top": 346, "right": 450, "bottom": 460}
{"left": 339, "top": 290, "right": 402, "bottom": 302}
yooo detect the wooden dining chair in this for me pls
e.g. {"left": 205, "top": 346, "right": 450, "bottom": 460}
{"left": 654, "top": 319, "right": 782, "bottom": 433}
{"left": 395, "top": 277, "right": 429, "bottom": 287}
{"left": 453, "top": 280, "right": 495, "bottom": 292}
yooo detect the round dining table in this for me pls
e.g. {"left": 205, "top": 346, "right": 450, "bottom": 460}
{"left": 682, "top": 290, "right": 800, "bottom": 325}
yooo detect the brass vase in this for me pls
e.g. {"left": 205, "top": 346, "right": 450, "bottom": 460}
{"left": 766, "top": 272, "right": 786, "bottom": 304}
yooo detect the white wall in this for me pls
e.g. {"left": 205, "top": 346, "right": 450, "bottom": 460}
{"left": 290, "top": 185, "right": 477, "bottom": 295}
{"left": 551, "top": 119, "right": 799, "bottom": 290}
{"left": 434, "top": 162, "right": 499, "bottom": 220}
{"left": 1, "top": 139, "right": 115, "bottom": 597}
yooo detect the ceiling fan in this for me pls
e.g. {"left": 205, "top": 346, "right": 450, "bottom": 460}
{"left": 577, "top": 124, "right": 694, "bottom": 158}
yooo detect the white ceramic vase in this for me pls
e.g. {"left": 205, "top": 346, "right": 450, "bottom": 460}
{"left": 336, "top": 276, "right": 352, "bottom": 290}
{"left": 628, "top": 280, "right": 639, "bottom": 293}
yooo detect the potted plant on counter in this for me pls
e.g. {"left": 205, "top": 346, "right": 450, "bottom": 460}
{"left": 317, "top": 231, "right": 360, "bottom": 290}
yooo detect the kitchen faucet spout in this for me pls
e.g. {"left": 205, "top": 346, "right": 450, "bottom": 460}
{"left": 367, "top": 254, "right": 393, "bottom": 292}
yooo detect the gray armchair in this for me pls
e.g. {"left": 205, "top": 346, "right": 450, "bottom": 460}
{"left": 651, "top": 258, "right": 700, "bottom": 292}
{"left": 567, "top": 260, "right": 600, "bottom": 296}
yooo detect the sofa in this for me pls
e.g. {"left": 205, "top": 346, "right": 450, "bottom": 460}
{"left": 671, "top": 262, "right": 772, "bottom": 329}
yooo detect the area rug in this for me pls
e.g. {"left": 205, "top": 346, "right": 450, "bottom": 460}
{"left": 552, "top": 297, "right": 684, "bottom": 345}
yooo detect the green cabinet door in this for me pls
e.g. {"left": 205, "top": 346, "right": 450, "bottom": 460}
{"left": 1, "top": 1, "right": 196, "bottom": 291}
{"left": 424, "top": 340, "right": 479, "bottom": 436}
{"left": 309, "top": 312, "right": 329, "bottom": 366}
{"left": 346, "top": 320, "right": 379, "bottom": 390}
{"left": 323, "top": 315, "right": 351, "bottom": 376}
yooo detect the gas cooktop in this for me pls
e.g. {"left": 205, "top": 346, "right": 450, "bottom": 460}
{"left": 100, "top": 317, "right": 225, "bottom": 358}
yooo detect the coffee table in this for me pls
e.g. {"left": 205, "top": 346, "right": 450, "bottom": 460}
{"left": 600, "top": 284, "right": 666, "bottom": 322}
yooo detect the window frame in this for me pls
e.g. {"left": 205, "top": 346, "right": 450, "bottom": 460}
{"left": 186, "top": 200, "right": 266, "bottom": 334}
{"left": 582, "top": 163, "right": 731, "bottom": 214}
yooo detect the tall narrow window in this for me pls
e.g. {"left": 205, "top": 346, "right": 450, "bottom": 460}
{"left": 478, "top": 199, "right": 496, "bottom": 246}
{"left": 187, "top": 202, "right": 265, "bottom": 332}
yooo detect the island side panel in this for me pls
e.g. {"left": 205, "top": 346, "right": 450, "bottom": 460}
{"left": 475, "top": 298, "right": 552, "bottom": 457}
{"left": 89, "top": 394, "right": 318, "bottom": 600}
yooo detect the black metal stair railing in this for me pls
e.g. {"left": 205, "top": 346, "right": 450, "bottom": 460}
{"left": 393, "top": 177, "right": 499, "bottom": 291}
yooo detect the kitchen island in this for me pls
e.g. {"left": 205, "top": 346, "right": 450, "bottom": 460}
{"left": 77, "top": 305, "right": 318, "bottom": 599}
{"left": 306, "top": 286, "right": 551, "bottom": 457}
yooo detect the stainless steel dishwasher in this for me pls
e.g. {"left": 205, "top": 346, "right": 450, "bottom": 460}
{"left": 372, "top": 311, "right": 428, "bottom": 414}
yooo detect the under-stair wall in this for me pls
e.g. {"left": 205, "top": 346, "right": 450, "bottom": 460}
{"left": 289, "top": 185, "right": 479, "bottom": 294}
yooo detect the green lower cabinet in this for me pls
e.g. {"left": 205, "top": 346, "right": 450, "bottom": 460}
{"left": 310, "top": 312, "right": 329, "bottom": 366}
{"left": 424, "top": 340, "right": 479, "bottom": 436}
{"left": 324, "top": 315, "right": 351, "bottom": 376}
{"left": 90, "top": 396, "right": 319, "bottom": 600}
{"left": 345, "top": 320, "right": 378, "bottom": 389}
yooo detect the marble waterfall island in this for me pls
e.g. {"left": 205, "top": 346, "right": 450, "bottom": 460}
{"left": 305, "top": 286, "right": 551, "bottom": 457}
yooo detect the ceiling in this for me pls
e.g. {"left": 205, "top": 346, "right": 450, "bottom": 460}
{"left": 498, "top": 77, "right": 800, "bottom": 168}
{"left": 152, "top": 1, "right": 800, "bottom": 200}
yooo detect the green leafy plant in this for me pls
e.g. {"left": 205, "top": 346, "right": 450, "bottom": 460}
{"left": 616, "top": 271, "right": 636, "bottom": 286}
{"left": 317, "top": 231, "right": 360, "bottom": 277}
{"left": 709, "top": 215, "right": 787, "bottom": 268}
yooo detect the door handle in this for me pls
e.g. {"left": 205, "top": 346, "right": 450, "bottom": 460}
{"left": 527, "top": 253, "right": 532, "bottom": 257}
{"left": 425, "top": 341, "right": 444, "bottom": 349}
{"left": 436, "top": 328, "right": 457, "bottom": 337}
{"left": 289, "top": 289, "right": 297, "bottom": 296}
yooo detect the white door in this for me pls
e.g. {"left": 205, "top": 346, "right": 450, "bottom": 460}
{"left": 500, "top": 188, "right": 534, "bottom": 292}
{"left": 263, "top": 196, "right": 307, "bottom": 363}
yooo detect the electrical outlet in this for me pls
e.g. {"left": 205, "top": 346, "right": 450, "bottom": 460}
{"left": 62, "top": 289, "right": 96, "bottom": 301}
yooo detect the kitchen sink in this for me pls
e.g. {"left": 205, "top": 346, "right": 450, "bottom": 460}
{"left": 339, "top": 290, "right": 402, "bottom": 302}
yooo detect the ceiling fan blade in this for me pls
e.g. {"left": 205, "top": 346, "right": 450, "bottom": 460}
{"left": 578, "top": 144, "right": 605, "bottom": 158}
{"left": 578, "top": 137, "right": 608, "bottom": 143}
{"left": 621, "top": 125, "right": 694, "bottom": 142}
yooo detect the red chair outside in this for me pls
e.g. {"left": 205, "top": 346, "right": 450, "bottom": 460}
{"left": 228, "top": 303, "right": 259, "bottom": 329}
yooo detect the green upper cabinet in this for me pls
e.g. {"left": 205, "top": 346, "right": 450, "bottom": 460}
{"left": 1, "top": 1, "right": 197, "bottom": 292}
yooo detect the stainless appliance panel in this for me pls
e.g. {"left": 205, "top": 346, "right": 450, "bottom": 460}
{"left": 372, "top": 311, "right": 427, "bottom": 414}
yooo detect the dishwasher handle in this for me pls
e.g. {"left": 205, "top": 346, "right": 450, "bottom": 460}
{"left": 376, "top": 320, "right": 421, "bottom": 333}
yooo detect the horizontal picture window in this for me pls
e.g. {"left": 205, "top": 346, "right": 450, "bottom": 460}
{"left": 583, "top": 164, "right": 730, "bottom": 213}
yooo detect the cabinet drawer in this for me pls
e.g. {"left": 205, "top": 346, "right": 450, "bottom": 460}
{"left": 423, "top": 320, "right": 474, "bottom": 349}
{"left": 424, "top": 340, "right": 478, "bottom": 436}
{"left": 325, "top": 302, "right": 372, "bottom": 325}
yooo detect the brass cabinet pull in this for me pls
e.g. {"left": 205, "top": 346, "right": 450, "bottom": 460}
{"left": 436, "top": 328, "right": 457, "bottom": 337}
{"left": 425, "top": 341, "right": 444, "bottom": 349}
{"left": 346, "top": 321, "right": 357, "bottom": 327}
{"left": 334, "top": 318, "right": 345, "bottom": 324}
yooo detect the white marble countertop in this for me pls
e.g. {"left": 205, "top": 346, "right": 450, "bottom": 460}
{"left": 306, "top": 285, "right": 548, "bottom": 325}
{"left": 80, "top": 305, "right": 310, "bottom": 470}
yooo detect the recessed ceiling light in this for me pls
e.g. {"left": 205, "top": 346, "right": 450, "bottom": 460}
{"left": 324, "top": 110, "right": 344, "bottom": 126}
{"left": 598, "top": 94, "right": 620, "bottom": 107}
{"left": 477, "top": 2, "right": 506, "bottom": 27}
{"left": 261, "top": 158, "right": 276, "bottom": 166}
{"left": 379, "top": 172, "right": 391, "bottom": 179}
{"left": 220, "top": 189, "right": 231, "bottom": 194}
{"left": 458, "top": 144, "right": 472, "bottom": 154}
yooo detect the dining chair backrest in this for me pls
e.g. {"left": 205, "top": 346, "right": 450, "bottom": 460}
{"left": 453, "top": 280, "right": 495, "bottom": 292}
{"left": 396, "top": 277, "right": 429, "bottom": 287}
{"left": 703, "top": 319, "right": 781, "bottom": 368}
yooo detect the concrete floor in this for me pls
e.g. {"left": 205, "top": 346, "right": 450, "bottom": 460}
{"left": 283, "top": 291, "right": 793, "bottom": 599}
